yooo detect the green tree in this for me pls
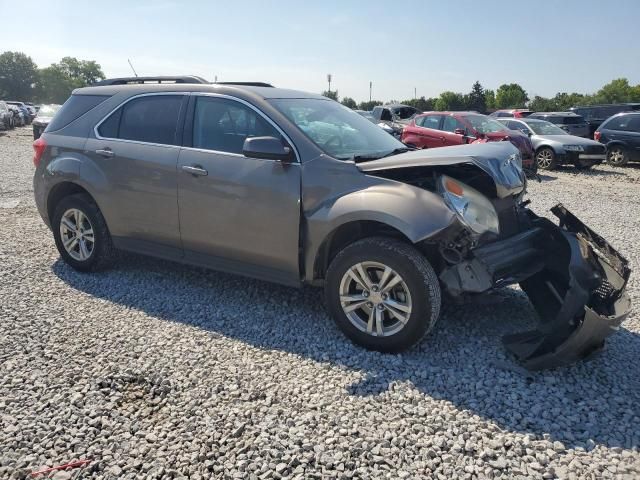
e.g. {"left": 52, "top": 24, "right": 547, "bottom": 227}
{"left": 484, "top": 89, "right": 496, "bottom": 110}
{"left": 401, "top": 96, "right": 436, "bottom": 112}
{"left": 435, "top": 91, "right": 467, "bottom": 111}
{"left": 57, "top": 57, "right": 105, "bottom": 85}
{"left": 594, "top": 78, "right": 634, "bottom": 104}
{"left": 358, "top": 100, "right": 382, "bottom": 111}
{"left": 551, "top": 92, "right": 589, "bottom": 111}
{"left": 495, "top": 83, "right": 528, "bottom": 109}
{"left": 322, "top": 90, "right": 338, "bottom": 101}
{"left": 529, "top": 95, "right": 556, "bottom": 112}
{"left": 467, "top": 81, "right": 486, "bottom": 113}
{"left": 34, "top": 57, "right": 106, "bottom": 103}
{"left": 0, "top": 51, "right": 38, "bottom": 99}
{"left": 341, "top": 96, "right": 357, "bottom": 109}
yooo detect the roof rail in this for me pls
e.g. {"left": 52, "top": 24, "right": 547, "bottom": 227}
{"left": 215, "top": 82, "right": 274, "bottom": 87}
{"left": 92, "top": 76, "right": 210, "bottom": 86}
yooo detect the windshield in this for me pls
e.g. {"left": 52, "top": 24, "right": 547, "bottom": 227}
{"left": 464, "top": 114, "right": 508, "bottom": 134}
{"left": 270, "top": 98, "right": 405, "bottom": 160}
{"left": 526, "top": 120, "right": 569, "bottom": 135}
{"left": 36, "top": 105, "right": 61, "bottom": 117}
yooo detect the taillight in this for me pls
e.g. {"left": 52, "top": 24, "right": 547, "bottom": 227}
{"left": 33, "top": 137, "right": 46, "bottom": 167}
{"left": 594, "top": 131, "right": 601, "bottom": 142}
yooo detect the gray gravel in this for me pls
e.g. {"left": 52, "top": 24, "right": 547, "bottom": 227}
{"left": 1, "top": 128, "right": 639, "bottom": 479}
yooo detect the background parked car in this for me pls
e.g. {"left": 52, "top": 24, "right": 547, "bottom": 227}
{"left": 7, "top": 105, "right": 25, "bottom": 127}
{"left": 569, "top": 104, "right": 637, "bottom": 137}
{"left": 371, "top": 104, "right": 420, "bottom": 138}
{"left": 498, "top": 118, "right": 606, "bottom": 170}
{"left": 402, "top": 111, "right": 536, "bottom": 170}
{"left": 528, "top": 112, "right": 589, "bottom": 138}
{"left": 32, "top": 104, "right": 62, "bottom": 139}
{"left": 7, "top": 101, "right": 32, "bottom": 125}
{"left": 595, "top": 112, "right": 640, "bottom": 166}
{"left": 0, "top": 101, "right": 13, "bottom": 130}
{"left": 489, "top": 109, "right": 533, "bottom": 118}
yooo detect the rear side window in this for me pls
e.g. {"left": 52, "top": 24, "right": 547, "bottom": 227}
{"left": 604, "top": 115, "right": 640, "bottom": 132}
{"left": 97, "top": 95, "right": 183, "bottom": 145}
{"left": 47, "top": 94, "right": 110, "bottom": 132}
{"left": 442, "top": 116, "right": 464, "bottom": 132}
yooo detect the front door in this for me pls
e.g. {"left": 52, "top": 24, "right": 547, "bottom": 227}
{"left": 177, "top": 95, "right": 302, "bottom": 285}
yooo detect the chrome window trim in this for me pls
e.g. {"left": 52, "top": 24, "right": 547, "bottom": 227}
{"left": 93, "top": 92, "right": 189, "bottom": 148}
{"left": 93, "top": 91, "right": 301, "bottom": 162}
{"left": 188, "top": 92, "right": 300, "bottom": 163}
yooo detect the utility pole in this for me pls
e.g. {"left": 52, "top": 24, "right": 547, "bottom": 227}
{"left": 369, "top": 81, "right": 372, "bottom": 102}
{"left": 214, "top": 75, "right": 218, "bottom": 83}
{"left": 327, "top": 74, "right": 332, "bottom": 94}
{"left": 414, "top": 87, "right": 417, "bottom": 100}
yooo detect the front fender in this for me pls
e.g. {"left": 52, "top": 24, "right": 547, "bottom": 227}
{"left": 303, "top": 180, "right": 456, "bottom": 281}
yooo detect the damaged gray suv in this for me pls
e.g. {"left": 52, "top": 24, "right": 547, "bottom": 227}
{"left": 33, "top": 78, "right": 631, "bottom": 370}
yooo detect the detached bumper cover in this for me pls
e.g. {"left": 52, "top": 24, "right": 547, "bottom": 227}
{"left": 440, "top": 204, "right": 631, "bottom": 370}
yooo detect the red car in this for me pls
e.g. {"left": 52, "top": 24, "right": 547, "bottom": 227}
{"left": 490, "top": 109, "right": 534, "bottom": 118}
{"left": 401, "top": 111, "right": 536, "bottom": 170}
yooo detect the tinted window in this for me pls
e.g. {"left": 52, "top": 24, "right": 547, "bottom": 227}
{"left": 605, "top": 115, "right": 640, "bottom": 132}
{"left": 558, "top": 116, "right": 585, "bottom": 125}
{"left": 48, "top": 94, "right": 110, "bottom": 132}
{"left": 420, "top": 115, "right": 442, "bottom": 129}
{"left": 193, "top": 97, "right": 280, "bottom": 154}
{"left": 99, "top": 95, "right": 183, "bottom": 145}
{"left": 442, "top": 116, "right": 464, "bottom": 133}
{"left": 507, "top": 120, "right": 529, "bottom": 133}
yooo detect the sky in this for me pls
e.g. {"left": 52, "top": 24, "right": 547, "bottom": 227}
{"left": 2, "top": 0, "right": 639, "bottom": 102}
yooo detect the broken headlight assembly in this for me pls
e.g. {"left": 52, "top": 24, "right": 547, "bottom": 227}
{"left": 439, "top": 175, "right": 500, "bottom": 235}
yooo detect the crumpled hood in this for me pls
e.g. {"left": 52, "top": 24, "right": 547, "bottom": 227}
{"left": 358, "top": 142, "right": 526, "bottom": 198}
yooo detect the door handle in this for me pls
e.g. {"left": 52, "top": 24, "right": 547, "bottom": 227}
{"left": 182, "top": 165, "right": 208, "bottom": 176}
{"left": 95, "top": 148, "right": 114, "bottom": 158}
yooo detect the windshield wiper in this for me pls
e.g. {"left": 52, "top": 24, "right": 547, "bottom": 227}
{"left": 379, "top": 147, "right": 412, "bottom": 158}
{"left": 342, "top": 147, "right": 413, "bottom": 163}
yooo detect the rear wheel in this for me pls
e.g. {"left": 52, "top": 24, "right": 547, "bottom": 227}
{"left": 325, "top": 237, "right": 441, "bottom": 353}
{"left": 536, "top": 147, "right": 557, "bottom": 170}
{"left": 607, "top": 146, "right": 629, "bottom": 166}
{"left": 52, "top": 193, "right": 116, "bottom": 272}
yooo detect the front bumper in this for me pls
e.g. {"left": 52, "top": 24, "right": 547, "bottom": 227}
{"left": 559, "top": 151, "right": 605, "bottom": 165}
{"left": 440, "top": 205, "right": 631, "bottom": 370}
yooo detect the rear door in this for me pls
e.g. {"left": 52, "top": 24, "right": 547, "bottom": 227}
{"left": 176, "top": 94, "right": 301, "bottom": 285}
{"left": 86, "top": 93, "right": 186, "bottom": 254}
{"left": 440, "top": 115, "right": 466, "bottom": 145}
{"left": 415, "top": 114, "right": 444, "bottom": 148}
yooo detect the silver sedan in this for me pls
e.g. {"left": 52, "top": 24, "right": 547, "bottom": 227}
{"left": 498, "top": 118, "right": 606, "bottom": 170}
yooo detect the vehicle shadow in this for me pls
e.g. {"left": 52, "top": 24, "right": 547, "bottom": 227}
{"left": 554, "top": 165, "right": 627, "bottom": 178}
{"left": 52, "top": 254, "right": 640, "bottom": 450}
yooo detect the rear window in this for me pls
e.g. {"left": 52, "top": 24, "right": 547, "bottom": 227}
{"left": 97, "top": 95, "right": 183, "bottom": 145}
{"left": 46, "top": 94, "right": 110, "bottom": 132}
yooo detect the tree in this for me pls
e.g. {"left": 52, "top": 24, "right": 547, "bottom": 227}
{"left": 57, "top": 57, "right": 105, "bottom": 85}
{"left": 467, "top": 81, "right": 486, "bottom": 113}
{"left": 495, "top": 83, "right": 528, "bottom": 109}
{"left": 341, "top": 97, "right": 357, "bottom": 109}
{"left": 435, "top": 91, "right": 467, "bottom": 111}
{"left": 529, "top": 95, "right": 556, "bottom": 112}
{"left": 322, "top": 90, "right": 338, "bottom": 101}
{"left": 594, "top": 78, "right": 634, "bottom": 104}
{"left": 358, "top": 100, "right": 382, "bottom": 111}
{"left": 400, "top": 96, "right": 437, "bottom": 112}
{"left": 484, "top": 89, "right": 496, "bottom": 110}
{"left": 551, "top": 92, "right": 589, "bottom": 111}
{"left": 0, "top": 51, "right": 38, "bottom": 99}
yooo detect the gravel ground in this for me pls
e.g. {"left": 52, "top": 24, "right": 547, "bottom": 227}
{"left": 1, "top": 127, "right": 639, "bottom": 479}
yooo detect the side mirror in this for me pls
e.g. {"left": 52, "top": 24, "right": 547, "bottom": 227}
{"left": 243, "top": 136, "right": 294, "bottom": 162}
{"left": 453, "top": 128, "right": 465, "bottom": 135}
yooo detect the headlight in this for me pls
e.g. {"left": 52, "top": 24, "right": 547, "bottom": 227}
{"left": 563, "top": 145, "right": 584, "bottom": 152}
{"left": 439, "top": 175, "right": 500, "bottom": 235}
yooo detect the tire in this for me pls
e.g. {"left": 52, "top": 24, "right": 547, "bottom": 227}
{"left": 324, "top": 237, "right": 441, "bottom": 353}
{"left": 536, "top": 147, "right": 557, "bottom": 170}
{"left": 607, "top": 145, "right": 629, "bottom": 166}
{"left": 52, "top": 193, "right": 116, "bottom": 272}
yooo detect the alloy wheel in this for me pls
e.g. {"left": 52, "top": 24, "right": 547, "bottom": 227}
{"left": 536, "top": 149, "right": 553, "bottom": 169}
{"left": 339, "top": 261, "right": 412, "bottom": 337}
{"left": 59, "top": 208, "right": 95, "bottom": 261}
{"left": 608, "top": 148, "right": 625, "bottom": 165}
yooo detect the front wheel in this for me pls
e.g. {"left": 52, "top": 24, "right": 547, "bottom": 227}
{"left": 325, "top": 237, "right": 441, "bottom": 353}
{"left": 536, "top": 147, "right": 557, "bottom": 170}
{"left": 607, "top": 146, "right": 628, "bottom": 166}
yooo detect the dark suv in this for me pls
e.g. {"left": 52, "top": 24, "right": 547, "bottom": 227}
{"left": 595, "top": 112, "right": 640, "bottom": 165}
{"left": 569, "top": 104, "right": 635, "bottom": 137}
{"left": 528, "top": 112, "right": 589, "bottom": 138}
{"left": 32, "top": 77, "right": 630, "bottom": 369}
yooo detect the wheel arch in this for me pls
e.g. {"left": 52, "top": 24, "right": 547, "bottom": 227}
{"left": 46, "top": 182, "right": 97, "bottom": 225}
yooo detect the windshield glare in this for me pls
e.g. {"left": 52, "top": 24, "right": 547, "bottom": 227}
{"left": 464, "top": 114, "right": 507, "bottom": 134}
{"left": 270, "top": 98, "right": 405, "bottom": 160}
{"left": 526, "top": 120, "right": 567, "bottom": 135}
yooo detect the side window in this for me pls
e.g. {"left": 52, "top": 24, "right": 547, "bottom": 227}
{"left": 626, "top": 116, "right": 640, "bottom": 132}
{"left": 98, "top": 95, "right": 183, "bottom": 145}
{"left": 421, "top": 115, "right": 442, "bottom": 130}
{"left": 380, "top": 109, "right": 392, "bottom": 121}
{"left": 192, "top": 97, "right": 280, "bottom": 155}
{"left": 603, "top": 115, "right": 637, "bottom": 131}
{"left": 442, "top": 116, "right": 464, "bottom": 133}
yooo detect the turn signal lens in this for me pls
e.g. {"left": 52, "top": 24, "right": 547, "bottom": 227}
{"left": 444, "top": 178, "right": 464, "bottom": 197}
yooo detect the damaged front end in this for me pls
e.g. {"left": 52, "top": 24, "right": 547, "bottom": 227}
{"left": 360, "top": 143, "right": 631, "bottom": 370}
{"left": 440, "top": 204, "right": 631, "bottom": 370}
